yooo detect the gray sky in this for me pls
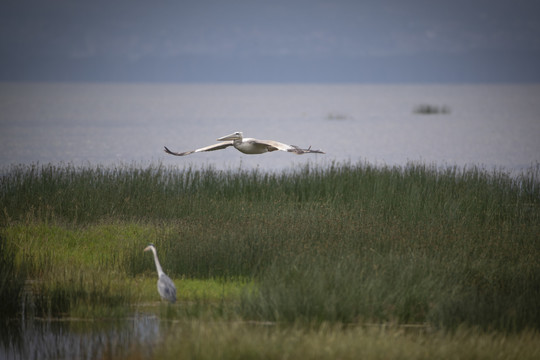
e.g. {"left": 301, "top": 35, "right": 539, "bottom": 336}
{"left": 1, "top": 0, "right": 539, "bottom": 83}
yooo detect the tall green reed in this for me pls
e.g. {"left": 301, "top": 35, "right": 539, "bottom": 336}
{"left": 2, "top": 162, "right": 538, "bottom": 225}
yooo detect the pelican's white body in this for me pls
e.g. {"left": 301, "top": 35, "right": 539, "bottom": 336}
{"left": 217, "top": 133, "right": 293, "bottom": 154}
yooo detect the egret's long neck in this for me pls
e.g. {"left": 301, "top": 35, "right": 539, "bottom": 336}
{"left": 151, "top": 248, "right": 165, "bottom": 277}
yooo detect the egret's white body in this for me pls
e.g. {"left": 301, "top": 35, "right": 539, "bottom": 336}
{"left": 144, "top": 244, "right": 176, "bottom": 304}
{"left": 164, "top": 131, "right": 324, "bottom": 156}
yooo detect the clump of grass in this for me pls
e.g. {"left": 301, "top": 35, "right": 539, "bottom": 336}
{"left": 0, "top": 236, "right": 26, "bottom": 319}
{"left": 240, "top": 254, "right": 442, "bottom": 325}
{"left": 240, "top": 252, "right": 540, "bottom": 331}
{"left": 146, "top": 321, "right": 540, "bottom": 360}
{"left": 433, "top": 260, "right": 540, "bottom": 331}
{"left": 31, "top": 268, "right": 133, "bottom": 318}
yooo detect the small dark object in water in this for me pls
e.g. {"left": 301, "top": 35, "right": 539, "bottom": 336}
{"left": 414, "top": 104, "right": 451, "bottom": 115}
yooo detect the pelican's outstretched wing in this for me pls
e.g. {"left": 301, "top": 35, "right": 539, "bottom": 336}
{"left": 253, "top": 139, "right": 293, "bottom": 152}
{"left": 254, "top": 139, "right": 325, "bottom": 155}
{"left": 287, "top": 145, "right": 325, "bottom": 155}
{"left": 252, "top": 139, "right": 324, "bottom": 155}
{"left": 164, "top": 141, "right": 234, "bottom": 156}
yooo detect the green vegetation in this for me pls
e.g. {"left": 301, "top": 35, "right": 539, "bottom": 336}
{"left": 148, "top": 321, "right": 540, "bottom": 360}
{"left": 1, "top": 162, "right": 539, "bottom": 357}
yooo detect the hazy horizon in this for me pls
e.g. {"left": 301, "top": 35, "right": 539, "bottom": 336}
{"left": 2, "top": 0, "right": 540, "bottom": 83}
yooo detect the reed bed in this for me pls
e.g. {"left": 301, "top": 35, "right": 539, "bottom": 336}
{"left": 147, "top": 321, "right": 540, "bottom": 360}
{"left": 1, "top": 162, "right": 539, "bottom": 333}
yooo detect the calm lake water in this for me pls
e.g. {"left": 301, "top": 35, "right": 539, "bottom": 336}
{"left": 1, "top": 313, "right": 160, "bottom": 359}
{"left": 1, "top": 83, "right": 539, "bottom": 174}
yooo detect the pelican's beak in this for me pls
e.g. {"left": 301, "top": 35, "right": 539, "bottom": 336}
{"left": 217, "top": 132, "right": 242, "bottom": 141}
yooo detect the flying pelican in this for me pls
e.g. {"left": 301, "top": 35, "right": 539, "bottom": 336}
{"left": 144, "top": 244, "right": 177, "bottom": 304}
{"left": 164, "top": 131, "right": 325, "bottom": 156}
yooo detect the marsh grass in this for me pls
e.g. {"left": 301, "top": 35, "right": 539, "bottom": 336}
{"left": 0, "top": 236, "right": 25, "bottom": 319}
{"left": 31, "top": 268, "right": 133, "bottom": 318}
{"left": 1, "top": 222, "right": 248, "bottom": 319}
{"left": 148, "top": 321, "right": 540, "bottom": 360}
{"left": 1, "top": 162, "right": 539, "bottom": 332}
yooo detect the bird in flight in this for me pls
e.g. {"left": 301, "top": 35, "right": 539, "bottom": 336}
{"left": 164, "top": 131, "right": 325, "bottom": 156}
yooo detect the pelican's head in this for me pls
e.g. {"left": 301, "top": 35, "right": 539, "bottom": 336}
{"left": 144, "top": 243, "right": 156, "bottom": 253}
{"left": 217, "top": 131, "right": 243, "bottom": 141}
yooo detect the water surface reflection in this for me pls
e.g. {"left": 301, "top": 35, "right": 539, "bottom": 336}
{"left": 1, "top": 313, "right": 159, "bottom": 360}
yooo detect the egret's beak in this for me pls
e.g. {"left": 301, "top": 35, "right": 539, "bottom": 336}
{"left": 217, "top": 132, "right": 242, "bottom": 141}
{"left": 143, "top": 246, "right": 151, "bottom": 252}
